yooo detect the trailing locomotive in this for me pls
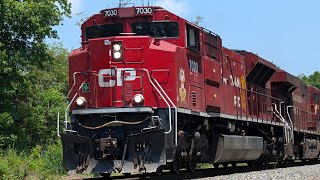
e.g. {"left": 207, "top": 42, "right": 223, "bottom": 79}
{"left": 59, "top": 6, "right": 320, "bottom": 176}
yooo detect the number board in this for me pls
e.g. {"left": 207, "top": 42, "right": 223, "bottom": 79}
{"left": 105, "top": 9, "right": 118, "bottom": 17}
{"left": 135, "top": 7, "right": 153, "bottom": 16}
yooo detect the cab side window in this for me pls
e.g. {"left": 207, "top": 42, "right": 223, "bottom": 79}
{"left": 186, "top": 24, "right": 200, "bottom": 51}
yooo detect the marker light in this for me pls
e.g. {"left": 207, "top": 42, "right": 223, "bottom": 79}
{"left": 76, "top": 97, "right": 86, "bottom": 106}
{"left": 133, "top": 94, "right": 144, "bottom": 106}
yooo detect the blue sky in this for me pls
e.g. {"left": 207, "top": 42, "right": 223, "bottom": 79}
{"left": 56, "top": 0, "right": 320, "bottom": 76}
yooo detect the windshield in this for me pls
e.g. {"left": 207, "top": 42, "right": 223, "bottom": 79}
{"left": 132, "top": 22, "right": 179, "bottom": 38}
{"left": 85, "top": 23, "right": 123, "bottom": 40}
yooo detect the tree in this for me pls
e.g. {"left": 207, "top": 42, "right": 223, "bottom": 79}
{"left": 0, "top": 43, "right": 69, "bottom": 149}
{"left": 301, "top": 71, "right": 320, "bottom": 89}
{"left": 0, "top": 0, "right": 71, "bottom": 149}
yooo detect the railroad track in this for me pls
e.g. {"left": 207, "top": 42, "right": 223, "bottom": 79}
{"left": 81, "top": 160, "right": 320, "bottom": 180}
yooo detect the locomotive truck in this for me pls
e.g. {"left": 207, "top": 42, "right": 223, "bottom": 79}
{"left": 58, "top": 6, "right": 320, "bottom": 176}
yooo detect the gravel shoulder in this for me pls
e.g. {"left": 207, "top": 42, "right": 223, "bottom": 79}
{"left": 197, "top": 164, "right": 320, "bottom": 180}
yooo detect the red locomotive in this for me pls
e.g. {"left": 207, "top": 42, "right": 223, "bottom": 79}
{"left": 60, "top": 6, "right": 320, "bottom": 176}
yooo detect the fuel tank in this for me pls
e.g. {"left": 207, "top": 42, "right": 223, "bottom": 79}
{"left": 214, "top": 135, "right": 264, "bottom": 163}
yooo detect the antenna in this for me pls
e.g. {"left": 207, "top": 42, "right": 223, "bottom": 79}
{"left": 140, "top": 0, "right": 150, "bottom": 6}
{"left": 119, "top": 0, "right": 123, "bottom": 8}
{"left": 119, "top": 0, "right": 134, "bottom": 8}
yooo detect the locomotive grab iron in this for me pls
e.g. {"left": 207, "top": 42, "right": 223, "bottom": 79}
{"left": 58, "top": 5, "right": 320, "bottom": 175}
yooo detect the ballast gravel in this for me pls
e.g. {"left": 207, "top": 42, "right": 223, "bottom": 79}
{"left": 197, "top": 164, "right": 320, "bottom": 180}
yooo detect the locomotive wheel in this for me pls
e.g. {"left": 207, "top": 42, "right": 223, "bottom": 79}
{"left": 186, "top": 156, "right": 197, "bottom": 173}
{"left": 156, "top": 166, "right": 164, "bottom": 176}
{"left": 258, "top": 158, "right": 267, "bottom": 169}
{"left": 264, "top": 157, "right": 270, "bottom": 168}
{"left": 258, "top": 155, "right": 270, "bottom": 169}
{"left": 171, "top": 156, "right": 182, "bottom": 174}
{"left": 277, "top": 157, "right": 284, "bottom": 168}
{"left": 213, "top": 163, "right": 219, "bottom": 168}
{"left": 222, "top": 163, "right": 229, "bottom": 168}
{"left": 247, "top": 161, "right": 253, "bottom": 167}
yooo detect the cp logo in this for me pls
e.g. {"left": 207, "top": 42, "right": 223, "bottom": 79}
{"left": 98, "top": 68, "right": 136, "bottom": 87}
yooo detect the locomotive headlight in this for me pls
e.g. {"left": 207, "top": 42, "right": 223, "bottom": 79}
{"left": 133, "top": 94, "right": 144, "bottom": 106}
{"left": 113, "top": 51, "right": 122, "bottom": 59}
{"left": 76, "top": 97, "right": 86, "bottom": 106}
{"left": 113, "top": 44, "right": 121, "bottom": 51}
{"left": 112, "top": 42, "right": 123, "bottom": 61}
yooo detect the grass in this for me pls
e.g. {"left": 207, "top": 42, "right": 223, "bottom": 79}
{"left": 0, "top": 142, "right": 66, "bottom": 180}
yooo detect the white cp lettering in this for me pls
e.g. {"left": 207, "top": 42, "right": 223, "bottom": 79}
{"left": 98, "top": 68, "right": 136, "bottom": 87}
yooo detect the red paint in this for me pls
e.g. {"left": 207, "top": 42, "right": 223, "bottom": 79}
{"left": 69, "top": 6, "right": 320, "bottom": 134}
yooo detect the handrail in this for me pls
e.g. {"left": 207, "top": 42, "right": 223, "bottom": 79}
{"left": 68, "top": 72, "right": 93, "bottom": 96}
{"left": 57, "top": 109, "right": 60, "bottom": 137}
{"left": 139, "top": 69, "right": 173, "bottom": 134}
{"left": 153, "top": 78, "right": 178, "bottom": 147}
{"left": 286, "top": 106, "right": 295, "bottom": 144}
{"left": 273, "top": 103, "right": 293, "bottom": 145}
{"left": 287, "top": 105, "right": 314, "bottom": 115}
{"left": 245, "top": 87, "right": 283, "bottom": 103}
{"left": 64, "top": 83, "right": 85, "bottom": 129}
{"left": 68, "top": 72, "right": 80, "bottom": 97}
{"left": 279, "top": 102, "right": 285, "bottom": 117}
{"left": 287, "top": 105, "right": 314, "bottom": 134}
{"left": 57, "top": 71, "right": 85, "bottom": 137}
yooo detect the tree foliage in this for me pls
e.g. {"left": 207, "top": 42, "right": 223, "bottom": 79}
{"left": 0, "top": 0, "right": 71, "bottom": 149}
{"left": 0, "top": 43, "right": 69, "bottom": 149}
{"left": 301, "top": 71, "right": 320, "bottom": 89}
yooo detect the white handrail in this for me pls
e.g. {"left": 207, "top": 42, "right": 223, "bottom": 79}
{"left": 59, "top": 72, "right": 82, "bottom": 134}
{"left": 153, "top": 78, "right": 178, "bottom": 147}
{"left": 273, "top": 103, "right": 289, "bottom": 127}
{"left": 286, "top": 106, "right": 295, "bottom": 144}
{"left": 57, "top": 109, "right": 60, "bottom": 137}
{"left": 68, "top": 72, "right": 80, "bottom": 96}
{"left": 286, "top": 105, "right": 314, "bottom": 140}
{"left": 279, "top": 102, "right": 284, "bottom": 117}
{"left": 140, "top": 69, "right": 173, "bottom": 135}
{"left": 64, "top": 83, "right": 84, "bottom": 129}
{"left": 273, "top": 103, "right": 292, "bottom": 144}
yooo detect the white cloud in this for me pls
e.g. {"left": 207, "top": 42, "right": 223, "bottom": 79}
{"left": 68, "top": 0, "right": 82, "bottom": 13}
{"left": 155, "top": 0, "right": 190, "bottom": 17}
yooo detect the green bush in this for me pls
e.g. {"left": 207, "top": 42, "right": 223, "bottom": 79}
{"left": 0, "top": 142, "right": 66, "bottom": 180}
{"left": 0, "top": 148, "right": 27, "bottom": 180}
